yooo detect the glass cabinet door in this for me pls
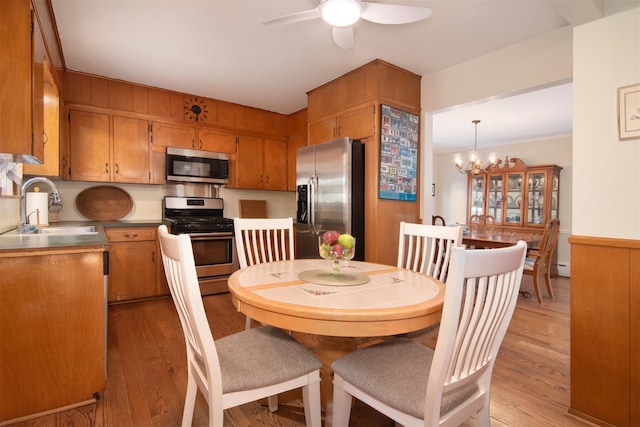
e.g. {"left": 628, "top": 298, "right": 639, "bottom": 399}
{"left": 487, "top": 175, "right": 503, "bottom": 223}
{"left": 527, "top": 172, "right": 546, "bottom": 225}
{"left": 470, "top": 175, "right": 485, "bottom": 216}
{"left": 505, "top": 173, "right": 524, "bottom": 225}
{"left": 551, "top": 174, "right": 559, "bottom": 219}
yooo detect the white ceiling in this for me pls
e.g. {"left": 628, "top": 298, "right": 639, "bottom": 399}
{"left": 50, "top": 0, "right": 637, "bottom": 152}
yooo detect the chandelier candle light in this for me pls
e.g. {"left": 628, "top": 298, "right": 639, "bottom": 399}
{"left": 455, "top": 120, "right": 499, "bottom": 176}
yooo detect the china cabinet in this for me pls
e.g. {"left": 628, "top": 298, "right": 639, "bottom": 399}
{"left": 466, "top": 158, "right": 561, "bottom": 231}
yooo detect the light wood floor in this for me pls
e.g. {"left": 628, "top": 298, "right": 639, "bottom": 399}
{"left": 8, "top": 275, "right": 595, "bottom": 427}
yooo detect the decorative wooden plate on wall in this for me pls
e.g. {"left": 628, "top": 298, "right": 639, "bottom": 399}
{"left": 76, "top": 186, "right": 134, "bottom": 221}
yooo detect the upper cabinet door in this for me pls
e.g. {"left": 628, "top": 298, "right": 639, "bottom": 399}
{"left": 236, "top": 135, "right": 263, "bottom": 188}
{"left": 308, "top": 117, "right": 336, "bottom": 145}
{"left": 526, "top": 171, "right": 546, "bottom": 226}
{"left": 112, "top": 115, "right": 150, "bottom": 183}
{"left": 263, "top": 138, "right": 287, "bottom": 191}
{"left": 198, "top": 128, "right": 236, "bottom": 153}
{"left": 504, "top": 172, "right": 524, "bottom": 226}
{"left": 0, "top": 1, "right": 33, "bottom": 161}
{"left": 337, "top": 104, "right": 375, "bottom": 141}
{"left": 69, "top": 110, "right": 110, "bottom": 182}
{"left": 151, "top": 121, "right": 195, "bottom": 149}
{"left": 468, "top": 174, "right": 486, "bottom": 218}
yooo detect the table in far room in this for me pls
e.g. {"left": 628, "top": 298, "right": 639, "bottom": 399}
{"left": 463, "top": 230, "right": 542, "bottom": 249}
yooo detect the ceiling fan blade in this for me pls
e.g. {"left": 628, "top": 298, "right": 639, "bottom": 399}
{"left": 360, "top": 2, "right": 433, "bottom": 25}
{"left": 262, "top": 6, "right": 321, "bottom": 25}
{"left": 332, "top": 26, "right": 354, "bottom": 49}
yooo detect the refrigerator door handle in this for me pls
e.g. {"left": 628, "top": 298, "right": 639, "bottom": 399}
{"left": 309, "top": 175, "right": 317, "bottom": 235}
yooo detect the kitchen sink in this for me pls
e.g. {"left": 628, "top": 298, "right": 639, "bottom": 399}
{"left": 1, "top": 225, "right": 98, "bottom": 237}
{"left": 33, "top": 226, "right": 97, "bottom": 235}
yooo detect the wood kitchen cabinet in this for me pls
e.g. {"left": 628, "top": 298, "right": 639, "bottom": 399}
{"left": 0, "top": 248, "right": 106, "bottom": 422}
{"left": 198, "top": 128, "right": 236, "bottom": 152}
{"left": 151, "top": 121, "right": 237, "bottom": 153}
{"left": 106, "top": 226, "right": 165, "bottom": 302}
{"left": 235, "top": 135, "right": 288, "bottom": 191}
{"left": 23, "top": 65, "right": 61, "bottom": 177}
{"left": 69, "top": 109, "right": 110, "bottom": 181}
{"left": 0, "top": 0, "right": 43, "bottom": 162}
{"left": 308, "top": 103, "right": 376, "bottom": 145}
{"left": 69, "top": 110, "right": 150, "bottom": 183}
{"left": 112, "top": 115, "right": 150, "bottom": 183}
{"left": 151, "top": 121, "right": 195, "bottom": 149}
{"left": 467, "top": 158, "right": 562, "bottom": 232}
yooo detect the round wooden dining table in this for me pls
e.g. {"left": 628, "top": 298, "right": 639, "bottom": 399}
{"left": 227, "top": 259, "right": 446, "bottom": 415}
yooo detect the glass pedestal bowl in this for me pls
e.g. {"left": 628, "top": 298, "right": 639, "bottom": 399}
{"left": 319, "top": 236, "right": 355, "bottom": 278}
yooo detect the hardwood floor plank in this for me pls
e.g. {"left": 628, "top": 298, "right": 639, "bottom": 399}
{"left": 6, "top": 275, "right": 596, "bottom": 427}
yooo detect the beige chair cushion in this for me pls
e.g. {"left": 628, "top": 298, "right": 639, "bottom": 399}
{"left": 217, "top": 326, "right": 321, "bottom": 393}
{"left": 332, "top": 337, "right": 478, "bottom": 419}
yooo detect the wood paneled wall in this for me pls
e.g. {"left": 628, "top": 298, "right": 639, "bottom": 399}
{"left": 569, "top": 235, "right": 640, "bottom": 427}
{"left": 62, "top": 71, "right": 289, "bottom": 138}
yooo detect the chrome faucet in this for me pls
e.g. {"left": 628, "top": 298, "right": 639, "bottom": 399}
{"left": 19, "top": 177, "right": 62, "bottom": 233}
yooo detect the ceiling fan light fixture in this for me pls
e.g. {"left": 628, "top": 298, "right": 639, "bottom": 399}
{"left": 321, "top": 0, "right": 361, "bottom": 27}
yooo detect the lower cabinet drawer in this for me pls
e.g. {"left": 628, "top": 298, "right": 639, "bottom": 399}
{"left": 106, "top": 227, "right": 156, "bottom": 242}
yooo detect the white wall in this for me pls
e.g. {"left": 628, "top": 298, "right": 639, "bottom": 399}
{"left": 46, "top": 181, "right": 296, "bottom": 222}
{"left": 573, "top": 7, "right": 640, "bottom": 239}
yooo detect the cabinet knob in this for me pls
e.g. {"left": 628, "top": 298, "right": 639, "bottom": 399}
{"left": 105, "top": 163, "right": 109, "bottom": 173}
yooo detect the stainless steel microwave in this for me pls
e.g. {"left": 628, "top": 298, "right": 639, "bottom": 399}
{"left": 166, "top": 147, "right": 229, "bottom": 184}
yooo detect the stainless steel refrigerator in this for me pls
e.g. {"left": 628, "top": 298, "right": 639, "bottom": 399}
{"left": 295, "top": 137, "right": 365, "bottom": 260}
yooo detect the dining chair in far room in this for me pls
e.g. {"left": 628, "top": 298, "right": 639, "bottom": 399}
{"left": 523, "top": 218, "right": 560, "bottom": 303}
{"left": 469, "top": 214, "right": 496, "bottom": 233}
{"left": 331, "top": 241, "right": 527, "bottom": 427}
{"left": 431, "top": 215, "right": 446, "bottom": 226}
{"left": 157, "top": 225, "right": 322, "bottom": 427}
{"left": 233, "top": 217, "right": 295, "bottom": 329}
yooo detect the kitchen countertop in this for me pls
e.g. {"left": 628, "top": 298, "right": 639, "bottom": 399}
{"left": 0, "top": 220, "right": 166, "bottom": 253}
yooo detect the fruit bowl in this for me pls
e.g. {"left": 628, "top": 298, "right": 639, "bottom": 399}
{"left": 319, "top": 231, "right": 355, "bottom": 278}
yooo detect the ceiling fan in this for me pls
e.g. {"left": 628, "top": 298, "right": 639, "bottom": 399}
{"left": 263, "top": 0, "right": 433, "bottom": 49}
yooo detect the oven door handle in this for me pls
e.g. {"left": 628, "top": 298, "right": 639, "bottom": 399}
{"left": 187, "top": 234, "right": 234, "bottom": 241}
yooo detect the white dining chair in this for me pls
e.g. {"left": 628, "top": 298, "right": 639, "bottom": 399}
{"left": 233, "top": 217, "right": 295, "bottom": 268}
{"left": 157, "top": 225, "right": 322, "bottom": 427}
{"left": 396, "top": 221, "right": 464, "bottom": 345}
{"left": 397, "top": 221, "right": 464, "bottom": 281}
{"left": 233, "top": 217, "right": 295, "bottom": 329}
{"left": 331, "top": 241, "right": 527, "bottom": 427}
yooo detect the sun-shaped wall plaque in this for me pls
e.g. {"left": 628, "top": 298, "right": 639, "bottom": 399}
{"left": 184, "top": 96, "right": 208, "bottom": 122}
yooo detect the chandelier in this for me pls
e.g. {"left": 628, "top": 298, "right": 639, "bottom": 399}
{"left": 454, "top": 119, "right": 498, "bottom": 176}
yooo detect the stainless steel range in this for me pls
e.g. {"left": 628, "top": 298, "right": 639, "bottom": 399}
{"left": 163, "top": 196, "right": 239, "bottom": 295}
